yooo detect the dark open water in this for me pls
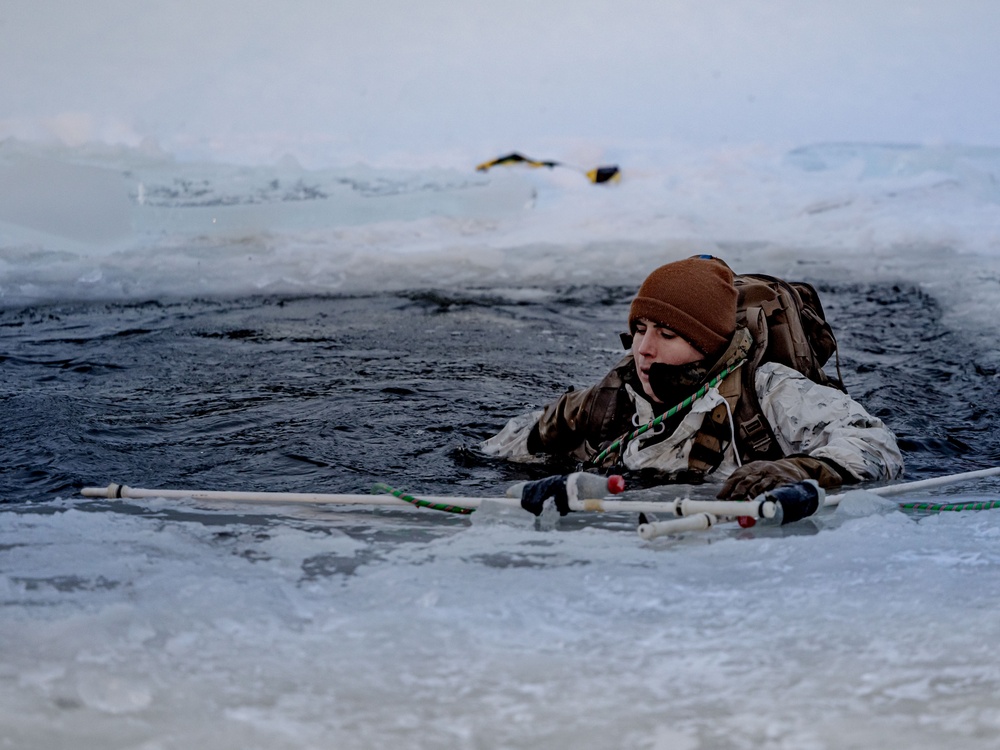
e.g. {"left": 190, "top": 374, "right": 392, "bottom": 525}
{"left": 2, "top": 282, "right": 998, "bottom": 504}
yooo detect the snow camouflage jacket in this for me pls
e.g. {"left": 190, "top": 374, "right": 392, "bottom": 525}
{"left": 480, "top": 355, "right": 904, "bottom": 485}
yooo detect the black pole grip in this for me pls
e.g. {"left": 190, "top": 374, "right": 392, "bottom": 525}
{"left": 769, "top": 480, "right": 823, "bottom": 525}
{"left": 519, "top": 475, "right": 571, "bottom": 516}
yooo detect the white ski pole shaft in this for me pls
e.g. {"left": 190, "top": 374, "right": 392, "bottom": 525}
{"left": 80, "top": 484, "right": 512, "bottom": 509}
{"left": 825, "top": 466, "right": 1000, "bottom": 506}
{"left": 637, "top": 513, "right": 718, "bottom": 539}
{"left": 81, "top": 472, "right": 628, "bottom": 512}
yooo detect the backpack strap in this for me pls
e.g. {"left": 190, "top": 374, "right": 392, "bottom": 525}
{"left": 732, "top": 364, "right": 784, "bottom": 462}
{"left": 687, "top": 316, "right": 785, "bottom": 474}
{"left": 687, "top": 369, "right": 742, "bottom": 473}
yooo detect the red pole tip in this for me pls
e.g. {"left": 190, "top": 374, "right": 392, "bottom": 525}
{"left": 607, "top": 475, "right": 626, "bottom": 494}
{"left": 738, "top": 516, "right": 757, "bottom": 529}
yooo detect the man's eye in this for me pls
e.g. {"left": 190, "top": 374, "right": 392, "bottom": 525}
{"left": 659, "top": 330, "right": 676, "bottom": 340}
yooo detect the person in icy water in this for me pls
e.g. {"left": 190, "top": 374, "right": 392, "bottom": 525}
{"left": 480, "top": 256, "right": 904, "bottom": 499}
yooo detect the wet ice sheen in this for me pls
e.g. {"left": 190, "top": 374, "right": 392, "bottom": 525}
{"left": 3, "top": 500, "right": 1000, "bottom": 749}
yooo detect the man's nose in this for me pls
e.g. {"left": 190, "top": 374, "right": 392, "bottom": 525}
{"left": 635, "top": 330, "right": 655, "bottom": 355}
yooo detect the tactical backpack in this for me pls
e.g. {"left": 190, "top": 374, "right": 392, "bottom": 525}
{"left": 688, "top": 269, "right": 846, "bottom": 472}
{"left": 734, "top": 273, "right": 844, "bottom": 392}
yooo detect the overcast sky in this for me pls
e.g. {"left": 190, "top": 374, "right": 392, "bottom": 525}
{"left": 2, "top": 1, "right": 999, "bottom": 161}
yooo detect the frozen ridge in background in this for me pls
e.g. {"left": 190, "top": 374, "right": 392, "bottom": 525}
{"left": 0, "top": 141, "right": 535, "bottom": 246}
{"left": 2, "top": 138, "right": 998, "bottom": 369}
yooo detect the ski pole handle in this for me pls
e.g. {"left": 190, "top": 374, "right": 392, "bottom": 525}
{"left": 505, "top": 472, "right": 625, "bottom": 501}
{"left": 638, "top": 513, "right": 718, "bottom": 540}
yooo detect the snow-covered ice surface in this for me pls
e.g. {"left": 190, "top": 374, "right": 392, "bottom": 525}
{"left": 4, "top": 498, "right": 1000, "bottom": 749}
{"left": 4, "top": 2, "right": 1000, "bottom": 747}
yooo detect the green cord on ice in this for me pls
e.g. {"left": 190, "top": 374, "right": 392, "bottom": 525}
{"left": 899, "top": 499, "right": 1000, "bottom": 512}
{"left": 372, "top": 483, "right": 474, "bottom": 515}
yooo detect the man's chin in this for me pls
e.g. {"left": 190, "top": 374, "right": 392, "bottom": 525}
{"left": 639, "top": 383, "right": 662, "bottom": 404}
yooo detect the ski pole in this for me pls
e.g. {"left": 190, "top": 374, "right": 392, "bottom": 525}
{"left": 638, "top": 466, "right": 1000, "bottom": 541}
{"left": 80, "top": 473, "right": 628, "bottom": 513}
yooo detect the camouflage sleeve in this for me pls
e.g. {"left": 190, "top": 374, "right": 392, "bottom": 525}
{"left": 754, "top": 362, "right": 905, "bottom": 482}
{"left": 531, "top": 386, "right": 607, "bottom": 457}
{"left": 478, "top": 409, "right": 545, "bottom": 461}
{"left": 478, "top": 383, "right": 606, "bottom": 462}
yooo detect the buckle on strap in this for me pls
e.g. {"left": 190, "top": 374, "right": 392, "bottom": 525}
{"left": 741, "top": 414, "right": 773, "bottom": 453}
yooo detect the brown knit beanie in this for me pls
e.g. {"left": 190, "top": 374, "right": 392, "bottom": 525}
{"left": 628, "top": 256, "right": 738, "bottom": 355}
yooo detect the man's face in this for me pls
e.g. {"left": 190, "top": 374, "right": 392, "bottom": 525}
{"left": 631, "top": 317, "right": 704, "bottom": 403}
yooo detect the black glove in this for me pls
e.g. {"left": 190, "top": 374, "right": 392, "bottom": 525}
{"left": 519, "top": 475, "right": 572, "bottom": 516}
{"left": 718, "top": 456, "right": 845, "bottom": 500}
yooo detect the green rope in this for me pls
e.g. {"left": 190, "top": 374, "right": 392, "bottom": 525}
{"left": 372, "top": 483, "right": 475, "bottom": 515}
{"left": 899, "top": 499, "right": 1000, "bottom": 512}
{"left": 591, "top": 359, "right": 746, "bottom": 466}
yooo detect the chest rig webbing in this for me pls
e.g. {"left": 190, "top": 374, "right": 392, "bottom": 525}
{"left": 687, "top": 327, "right": 785, "bottom": 474}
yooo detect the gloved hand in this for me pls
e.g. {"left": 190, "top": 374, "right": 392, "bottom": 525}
{"left": 519, "top": 475, "right": 571, "bottom": 516}
{"left": 717, "top": 456, "right": 845, "bottom": 500}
